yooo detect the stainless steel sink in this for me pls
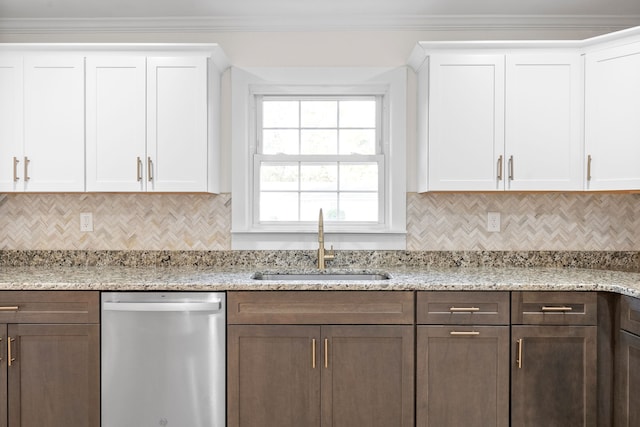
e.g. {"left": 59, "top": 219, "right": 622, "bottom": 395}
{"left": 252, "top": 272, "right": 390, "bottom": 281}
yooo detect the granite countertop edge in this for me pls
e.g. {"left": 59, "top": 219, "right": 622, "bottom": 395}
{"left": 0, "top": 266, "right": 639, "bottom": 298}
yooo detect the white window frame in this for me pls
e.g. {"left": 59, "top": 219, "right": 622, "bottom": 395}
{"left": 231, "top": 67, "right": 407, "bottom": 250}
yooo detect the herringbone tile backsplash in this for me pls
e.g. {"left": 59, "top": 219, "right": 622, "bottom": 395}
{"left": 407, "top": 192, "right": 640, "bottom": 251}
{"left": 0, "top": 192, "right": 638, "bottom": 251}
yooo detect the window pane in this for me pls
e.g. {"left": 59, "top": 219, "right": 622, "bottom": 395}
{"left": 263, "top": 101, "right": 299, "bottom": 128}
{"left": 339, "top": 193, "right": 378, "bottom": 221}
{"left": 301, "top": 163, "right": 337, "bottom": 191}
{"left": 300, "top": 192, "right": 338, "bottom": 221}
{"left": 260, "top": 163, "right": 299, "bottom": 191}
{"left": 260, "top": 192, "right": 298, "bottom": 221}
{"left": 301, "top": 130, "right": 338, "bottom": 154}
{"left": 263, "top": 130, "right": 299, "bottom": 154}
{"left": 339, "top": 100, "right": 376, "bottom": 128}
{"left": 301, "top": 101, "right": 337, "bottom": 128}
{"left": 340, "top": 163, "right": 378, "bottom": 191}
{"left": 339, "top": 129, "right": 376, "bottom": 154}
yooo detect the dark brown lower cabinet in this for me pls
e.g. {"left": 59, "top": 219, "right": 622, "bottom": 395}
{"left": 227, "top": 324, "right": 414, "bottom": 427}
{"left": 416, "top": 326, "right": 510, "bottom": 427}
{"left": 511, "top": 325, "right": 597, "bottom": 427}
{"left": 615, "top": 330, "right": 640, "bottom": 426}
{"left": 6, "top": 324, "right": 100, "bottom": 427}
{"left": 0, "top": 291, "right": 100, "bottom": 427}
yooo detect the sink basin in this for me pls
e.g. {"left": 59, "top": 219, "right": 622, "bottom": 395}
{"left": 252, "top": 272, "right": 390, "bottom": 281}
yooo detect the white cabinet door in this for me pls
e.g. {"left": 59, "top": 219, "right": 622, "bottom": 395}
{"left": 428, "top": 54, "right": 505, "bottom": 191}
{"left": 505, "top": 53, "right": 583, "bottom": 191}
{"left": 23, "top": 56, "right": 85, "bottom": 192}
{"left": 147, "top": 57, "right": 208, "bottom": 192}
{"left": 86, "top": 56, "right": 146, "bottom": 192}
{"left": 0, "top": 56, "right": 23, "bottom": 192}
{"left": 585, "top": 42, "right": 640, "bottom": 190}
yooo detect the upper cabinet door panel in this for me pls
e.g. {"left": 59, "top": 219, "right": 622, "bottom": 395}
{"left": 428, "top": 54, "right": 505, "bottom": 191}
{"left": 23, "top": 56, "right": 85, "bottom": 192}
{"left": 505, "top": 53, "right": 584, "bottom": 191}
{"left": 585, "top": 41, "right": 640, "bottom": 190}
{"left": 0, "top": 56, "right": 23, "bottom": 192}
{"left": 86, "top": 56, "right": 147, "bottom": 192}
{"left": 147, "top": 57, "right": 208, "bottom": 192}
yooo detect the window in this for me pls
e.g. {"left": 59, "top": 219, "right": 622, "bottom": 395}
{"left": 257, "top": 96, "right": 382, "bottom": 224}
{"left": 232, "top": 67, "right": 406, "bottom": 250}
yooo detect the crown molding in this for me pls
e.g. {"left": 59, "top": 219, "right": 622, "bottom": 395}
{"left": 0, "top": 15, "right": 639, "bottom": 33}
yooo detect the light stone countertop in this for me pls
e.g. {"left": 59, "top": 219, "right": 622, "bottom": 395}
{"left": 0, "top": 265, "right": 639, "bottom": 298}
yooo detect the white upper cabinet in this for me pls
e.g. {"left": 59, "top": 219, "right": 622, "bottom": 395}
{"left": 23, "top": 56, "right": 85, "bottom": 192}
{"left": 505, "top": 53, "right": 583, "bottom": 191}
{"left": 415, "top": 49, "right": 583, "bottom": 192}
{"left": 428, "top": 54, "right": 505, "bottom": 191}
{"left": 0, "top": 56, "right": 23, "bottom": 192}
{"left": 86, "top": 51, "right": 224, "bottom": 193}
{"left": 86, "top": 56, "right": 147, "bottom": 192}
{"left": 1, "top": 44, "right": 228, "bottom": 194}
{"left": 585, "top": 41, "right": 640, "bottom": 190}
{"left": 147, "top": 57, "right": 208, "bottom": 192}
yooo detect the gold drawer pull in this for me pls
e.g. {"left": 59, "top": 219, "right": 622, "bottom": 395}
{"left": 324, "top": 338, "right": 328, "bottom": 369}
{"left": 147, "top": 157, "right": 153, "bottom": 182}
{"left": 23, "top": 157, "right": 30, "bottom": 182}
{"left": 136, "top": 157, "right": 143, "bottom": 182}
{"left": 0, "top": 306, "right": 19, "bottom": 311}
{"left": 450, "top": 307, "right": 480, "bottom": 312}
{"left": 312, "top": 339, "right": 316, "bottom": 369}
{"left": 8, "top": 337, "right": 14, "bottom": 367}
{"left": 450, "top": 331, "right": 480, "bottom": 336}
{"left": 12, "top": 157, "right": 19, "bottom": 182}
{"left": 541, "top": 306, "right": 573, "bottom": 312}
{"left": 516, "top": 338, "right": 523, "bottom": 368}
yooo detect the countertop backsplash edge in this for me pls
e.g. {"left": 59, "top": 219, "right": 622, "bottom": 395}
{"left": 0, "top": 250, "right": 638, "bottom": 272}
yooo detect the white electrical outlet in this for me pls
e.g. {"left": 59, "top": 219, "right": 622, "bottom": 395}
{"left": 80, "top": 212, "right": 94, "bottom": 232}
{"left": 487, "top": 212, "right": 501, "bottom": 232}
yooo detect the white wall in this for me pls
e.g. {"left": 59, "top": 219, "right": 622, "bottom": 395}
{"left": 0, "top": 27, "right": 610, "bottom": 192}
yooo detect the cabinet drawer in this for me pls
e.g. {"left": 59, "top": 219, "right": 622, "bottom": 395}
{"left": 0, "top": 291, "right": 99, "bottom": 324}
{"left": 620, "top": 295, "right": 640, "bottom": 336}
{"left": 417, "top": 292, "right": 510, "bottom": 325}
{"left": 512, "top": 291, "right": 597, "bottom": 325}
{"left": 227, "top": 291, "right": 414, "bottom": 324}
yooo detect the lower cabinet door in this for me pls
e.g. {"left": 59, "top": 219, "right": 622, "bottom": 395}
{"left": 616, "top": 330, "right": 640, "bottom": 427}
{"left": 227, "top": 325, "right": 321, "bottom": 427}
{"left": 7, "top": 323, "right": 100, "bottom": 427}
{"left": 416, "top": 325, "right": 510, "bottom": 427}
{"left": 511, "top": 325, "right": 597, "bottom": 427}
{"left": 321, "top": 325, "right": 414, "bottom": 427}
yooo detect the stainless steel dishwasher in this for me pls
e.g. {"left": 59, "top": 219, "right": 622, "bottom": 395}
{"left": 101, "top": 292, "right": 225, "bottom": 427}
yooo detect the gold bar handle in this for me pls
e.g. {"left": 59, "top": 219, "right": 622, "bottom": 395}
{"left": 0, "top": 306, "right": 19, "bottom": 311}
{"left": 508, "top": 155, "right": 514, "bottom": 180}
{"left": 136, "top": 157, "right": 143, "bottom": 182}
{"left": 12, "top": 157, "right": 19, "bottom": 182}
{"left": 587, "top": 154, "right": 592, "bottom": 181}
{"left": 497, "top": 155, "right": 503, "bottom": 181}
{"left": 324, "top": 338, "right": 328, "bottom": 369}
{"left": 541, "top": 306, "right": 573, "bottom": 312}
{"left": 312, "top": 339, "right": 316, "bottom": 369}
{"left": 450, "top": 307, "right": 480, "bottom": 312}
{"left": 450, "top": 331, "right": 480, "bottom": 336}
{"left": 8, "top": 337, "right": 14, "bottom": 367}
{"left": 23, "top": 157, "right": 30, "bottom": 182}
{"left": 516, "top": 338, "right": 523, "bottom": 369}
{"left": 147, "top": 157, "right": 153, "bottom": 182}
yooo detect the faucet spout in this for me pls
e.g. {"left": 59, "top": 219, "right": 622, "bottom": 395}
{"left": 318, "top": 208, "right": 335, "bottom": 269}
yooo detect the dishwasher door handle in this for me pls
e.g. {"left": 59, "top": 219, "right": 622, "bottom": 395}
{"left": 103, "top": 301, "right": 222, "bottom": 312}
